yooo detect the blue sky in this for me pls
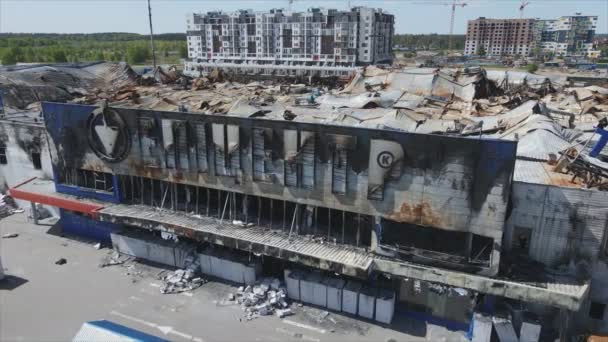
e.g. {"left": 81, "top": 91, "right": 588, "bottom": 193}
{"left": 1, "top": 0, "right": 606, "bottom": 34}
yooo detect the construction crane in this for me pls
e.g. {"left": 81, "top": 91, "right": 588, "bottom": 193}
{"left": 415, "top": 1, "right": 467, "bottom": 54}
{"left": 519, "top": 1, "right": 531, "bottom": 19}
{"left": 448, "top": 0, "right": 467, "bottom": 53}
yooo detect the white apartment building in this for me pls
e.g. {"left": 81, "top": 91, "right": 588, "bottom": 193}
{"left": 536, "top": 15, "right": 599, "bottom": 57}
{"left": 184, "top": 7, "right": 394, "bottom": 78}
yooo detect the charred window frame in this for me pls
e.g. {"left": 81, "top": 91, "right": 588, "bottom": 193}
{"left": 162, "top": 120, "right": 189, "bottom": 170}
{"left": 194, "top": 122, "right": 209, "bottom": 173}
{"left": 284, "top": 130, "right": 316, "bottom": 189}
{"left": 30, "top": 136, "right": 42, "bottom": 170}
{"left": 60, "top": 168, "right": 114, "bottom": 193}
{"left": 212, "top": 124, "right": 240, "bottom": 178}
{"left": 31, "top": 152, "right": 42, "bottom": 170}
{"left": 0, "top": 140, "right": 7, "bottom": 165}
{"left": 328, "top": 135, "right": 355, "bottom": 195}
{"left": 116, "top": 174, "right": 372, "bottom": 248}
{"left": 174, "top": 121, "right": 190, "bottom": 170}
{"left": 253, "top": 127, "right": 273, "bottom": 182}
{"left": 138, "top": 117, "right": 162, "bottom": 167}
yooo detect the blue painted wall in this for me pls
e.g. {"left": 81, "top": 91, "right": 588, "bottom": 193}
{"left": 60, "top": 209, "right": 119, "bottom": 243}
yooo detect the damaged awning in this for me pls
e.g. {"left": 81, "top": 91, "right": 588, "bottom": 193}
{"left": 95, "top": 201, "right": 588, "bottom": 311}
{"left": 9, "top": 178, "right": 105, "bottom": 216}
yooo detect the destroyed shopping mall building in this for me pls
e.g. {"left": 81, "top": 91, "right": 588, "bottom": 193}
{"left": 2, "top": 62, "right": 608, "bottom": 338}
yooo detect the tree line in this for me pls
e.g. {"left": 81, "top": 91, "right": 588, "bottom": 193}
{"left": 393, "top": 34, "right": 466, "bottom": 51}
{"left": 0, "top": 33, "right": 187, "bottom": 65}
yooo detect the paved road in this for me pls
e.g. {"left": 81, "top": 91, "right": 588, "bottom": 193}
{"left": 0, "top": 213, "right": 466, "bottom": 342}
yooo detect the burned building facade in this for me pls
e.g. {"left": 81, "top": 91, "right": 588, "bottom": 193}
{"left": 39, "top": 101, "right": 514, "bottom": 275}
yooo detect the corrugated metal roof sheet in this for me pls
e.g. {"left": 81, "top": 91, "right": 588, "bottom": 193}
{"left": 513, "top": 160, "right": 550, "bottom": 184}
{"left": 516, "top": 129, "right": 571, "bottom": 161}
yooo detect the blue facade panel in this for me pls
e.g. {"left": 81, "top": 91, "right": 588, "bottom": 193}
{"left": 60, "top": 209, "right": 120, "bottom": 243}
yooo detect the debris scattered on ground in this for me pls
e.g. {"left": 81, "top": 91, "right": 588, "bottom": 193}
{"left": 99, "top": 250, "right": 132, "bottom": 268}
{"left": 94, "top": 243, "right": 102, "bottom": 250}
{"left": 55, "top": 258, "right": 67, "bottom": 265}
{"left": 0, "top": 194, "right": 20, "bottom": 219}
{"left": 2, "top": 233, "right": 18, "bottom": 239}
{"left": 231, "top": 277, "right": 290, "bottom": 321}
{"left": 160, "top": 255, "right": 206, "bottom": 294}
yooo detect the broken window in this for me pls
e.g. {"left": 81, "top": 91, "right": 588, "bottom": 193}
{"left": 253, "top": 128, "right": 271, "bottom": 182}
{"left": 512, "top": 225, "right": 532, "bottom": 254}
{"left": 380, "top": 220, "right": 493, "bottom": 267}
{"left": 115, "top": 175, "right": 371, "bottom": 249}
{"left": 61, "top": 168, "right": 114, "bottom": 193}
{"left": 138, "top": 117, "right": 162, "bottom": 167}
{"left": 161, "top": 120, "right": 190, "bottom": 170}
{"left": 590, "top": 302, "right": 606, "bottom": 320}
{"left": 174, "top": 121, "right": 189, "bottom": 170}
{"left": 212, "top": 124, "right": 240, "bottom": 177}
{"left": 284, "top": 130, "right": 315, "bottom": 189}
{"left": 31, "top": 152, "right": 42, "bottom": 170}
{"left": 162, "top": 119, "right": 176, "bottom": 169}
{"left": 194, "top": 123, "right": 208, "bottom": 172}
{"left": 332, "top": 149, "right": 347, "bottom": 194}
{"left": 0, "top": 141, "right": 7, "bottom": 165}
{"left": 327, "top": 135, "right": 355, "bottom": 195}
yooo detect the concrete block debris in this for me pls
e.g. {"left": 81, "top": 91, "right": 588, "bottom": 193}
{"left": 99, "top": 251, "right": 132, "bottom": 268}
{"left": 160, "top": 252, "right": 206, "bottom": 294}
{"left": 0, "top": 194, "right": 19, "bottom": 219}
{"left": 233, "top": 277, "right": 290, "bottom": 321}
{"left": 55, "top": 258, "right": 67, "bottom": 265}
{"left": 276, "top": 308, "right": 293, "bottom": 318}
{"left": 2, "top": 233, "right": 18, "bottom": 239}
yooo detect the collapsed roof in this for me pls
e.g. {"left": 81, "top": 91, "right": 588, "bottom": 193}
{"left": 0, "top": 62, "right": 139, "bottom": 109}
{"left": 2, "top": 62, "right": 607, "bottom": 189}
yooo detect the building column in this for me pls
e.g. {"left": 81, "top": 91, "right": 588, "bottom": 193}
{"left": 371, "top": 216, "right": 382, "bottom": 252}
{"left": 30, "top": 202, "right": 38, "bottom": 225}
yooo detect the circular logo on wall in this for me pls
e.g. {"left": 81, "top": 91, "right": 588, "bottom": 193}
{"left": 87, "top": 107, "right": 131, "bottom": 163}
{"left": 377, "top": 151, "right": 395, "bottom": 169}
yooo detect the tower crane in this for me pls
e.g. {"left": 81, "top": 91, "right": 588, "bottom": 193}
{"left": 519, "top": 1, "right": 531, "bottom": 19}
{"left": 415, "top": 1, "right": 467, "bottom": 54}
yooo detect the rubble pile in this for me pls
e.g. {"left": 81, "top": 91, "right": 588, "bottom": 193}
{"left": 0, "top": 194, "right": 20, "bottom": 219}
{"left": 160, "top": 255, "right": 206, "bottom": 294}
{"left": 232, "top": 277, "right": 292, "bottom": 321}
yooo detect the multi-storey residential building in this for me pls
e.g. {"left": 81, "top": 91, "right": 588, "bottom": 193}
{"left": 463, "top": 18, "right": 536, "bottom": 57}
{"left": 464, "top": 15, "right": 600, "bottom": 58}
{"left": 184, "top": 7, "right": 394, "bottom": 78}
{"left": 536, "top": 15, "right": 599, "bottom": 57}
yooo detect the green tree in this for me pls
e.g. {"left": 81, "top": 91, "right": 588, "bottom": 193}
{"left": 95, "top": 51, "right": 105, "bottom": 61}
{"left": 526, "top": 63, "right": 539, "bottom": 74}
{"left": 179, "top": 44, "right": 188, "bottom": 58}
{"left": 126, "top": 45, "right": 149, "bottom": 65}
{"left": 51, "top": 49, "right": 67, "bottom": 62}
{"left": 1, "top": 47, "right": 19, "bottom": 65}
{"left": 476, "top": 45, "right": 486, "bottom": 57}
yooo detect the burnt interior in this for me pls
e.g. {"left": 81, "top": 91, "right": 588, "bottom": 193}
{"left": 113, "top": 174, "right": 373, "bottom": 248}
{"left": 380, "top": 219, "right": 493, "bottom": 267}
{"left": 60, "top": 168, "right": 115, "bottom": 193}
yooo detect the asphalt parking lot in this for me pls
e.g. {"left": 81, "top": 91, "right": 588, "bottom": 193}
{"left": 0, "top": 213, "right": 467, "bottom": 342}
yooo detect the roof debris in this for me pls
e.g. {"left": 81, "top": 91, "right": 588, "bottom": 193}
{"left": 3, "top": 62, "right": 607, "bottom": 190}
